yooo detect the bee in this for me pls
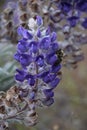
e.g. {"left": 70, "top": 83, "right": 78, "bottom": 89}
{"left": 53, "top": 49, "right": 63, "bottom": 78}
{"left": 54, "top": 49, "right": 64, "bottom": 66}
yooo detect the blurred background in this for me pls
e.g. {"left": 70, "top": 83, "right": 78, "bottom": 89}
{"left": 0, "top": 1, "right": 87, "bottom": 130}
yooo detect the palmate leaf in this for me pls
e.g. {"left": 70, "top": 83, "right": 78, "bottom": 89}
{"left": 0, "top": 41, "right": 18, "bottom": 91}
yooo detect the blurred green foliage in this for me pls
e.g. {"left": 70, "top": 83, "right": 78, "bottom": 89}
{"left": 0, "top": 42, "right": 18, "bottom": 91}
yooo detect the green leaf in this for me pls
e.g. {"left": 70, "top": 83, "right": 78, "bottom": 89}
{"left": 0, "top": 42, "right": 18, "bottom": 91}
{"left": 0, "top": 75, "right": 15, "bottom": 91}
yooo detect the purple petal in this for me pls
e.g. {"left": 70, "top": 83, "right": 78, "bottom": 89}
{"left": 20, "top": 54, "right": 32, "bottom": 66}
{"left": 39, "top": 36, "right": 51, "bottom": 50}
{"left": 15, "top": 74, "right": 24, "bottom": 82}
{"left": 42, "top": 98, "right": 54, "bottom": 106}
{"left": 51, "top": 64, "right": 62, "bottom": 73}
{"left": 51, "top": 32, "right": 57, "bottom": 42}
{"left": 50, "top": 78, "right": 60, "bottom": 89}
{"left": 26, "top": 74, "right": 35, "bottom": 86}
{"left": 59, "top": 2, "right": 72, "bottom": 13}
{"left": 50, "top": 43, "right": 59, "bottom": 52}
{"left": 17, "top": 42, "right": 27, "bottom": 52}
{"left": 76, "top": 1, "right": 87, "bottom": 12}
{"left": 45, "top": 26, "right": 51, "bottom": 35}
{"left": 43, "top": 73, "right": 56, "bottom": 83}
{"left": 67, "top": 16, "right": 79, "bottom": 27}
{"left": 29, "top": 41, "right": 38, "bottom": 53}
{"left": 35, "top": 55, "right": 44, "bottom": 67}
{"left": 37, "top": 29, "right": 41, "bottom": 38}
{"left": 14, "top": 53, "right": 21, "bottom": 62}
{"left": 44, "top": 89, "right": 54, "bottom": 98}
{"left": 15, "top": 69, "right": 26, "bottom": 82}
{"left": 17, "top": 26, "right": 33, "bottom": 39}
{"left": 36, "top": 16, "right": 43, "bottom": 26}
{"left": 46, "top": 53, "right": 58, "bottom": 65}
{"left": 38, "top": 71, "right": 49, "bottom": 78}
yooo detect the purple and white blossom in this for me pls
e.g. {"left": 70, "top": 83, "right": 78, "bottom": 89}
{"left": 14, "top": 16, "right": 62, "bottom": 107}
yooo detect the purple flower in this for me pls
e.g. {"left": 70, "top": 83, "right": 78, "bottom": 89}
{"left": 17, "top": 40, "right": 28, "bottom": 53}
{"left": 37, "top": 29, "right": 41, "bottom": 38}
{"left": 15, "top": 69, "right": 27, "bottom": 82}
{"left": 51, "top": 32, "right": 57, "bottom": 42}
{"left": 27, "top": 75, "right": 35, "bottom": 86}
{"left": 37, "top": 71, "right": 49, "bottom": 78}
{"left": 67, "top": 16, "right": 79, "bottom": 27}
{"left": 44, "top": 89, "right": 54, "bottom": 98}
{"left": 39, "top": 36, "right": 51, "bottom": 50}
{"left": 46, "top": 53, "right": 58, "bottom": 65}
{"left": 43, "top": 73, "right": 56, "bottom": 83}
{"left": 42, "top": 98, "right": 54, "bottom": 106}
{"left": 14, "top": 16, "right": 62, "bottom": 106}
{"left": 20, "top": 54, "right": 32, "bottom": 66}
{"left": 59, "top": 2, "right": 72, "bottom": 13}
{"left": 51, "top": 64, "right": 62, "bottom": 73}
{"left": 29, "top": 41, "right": 38, "bottom": 54}
{"left": 17, "top": 26, "right": 33, "bottom": 39}
{"left": 35, "top": 55, "right": 44, "bottom": 67}
{"left": 50, "top": 43, "right": 59, "bottom": 52}
{"left": 45, "top": 26, "right": 51, "bottom": 35}
{"left": 76, "top": 1, "right": 87, "bottom": 12}
{"left": 50, "top": 78, "right": 60, "bottom": 89}
{"left": 14, "top": 52, "right": 21, "bottom": 62}
{"left": 36, "top": 16, "right": 43, "bottom": 26}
